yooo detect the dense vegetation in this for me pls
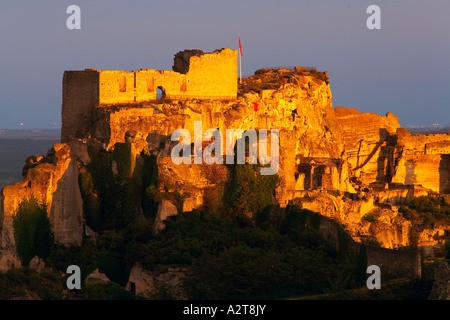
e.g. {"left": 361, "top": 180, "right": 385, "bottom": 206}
{"left": 399, "top": 195, "right": 450, "bottom": 246}
{"left": 224, "top": 163, "right": 280, "bottom": 216}
{"left": 178, "top": 207, "right": 366, "bottom": 299}
{"left": 74, "top": 145, "right": 367, "bottom": 298}
{"left": 399, "top": 195, "right": 450, "bottom": 228}
{"left": 12, "top": 197, "right": 55, "bottom": 266}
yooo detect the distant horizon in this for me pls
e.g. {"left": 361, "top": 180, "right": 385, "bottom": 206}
{"left": 1, "top": 113, "right": 449, "bottom": 130}
{"left": 1, "top": 122, "right": 450, "bottom": 131}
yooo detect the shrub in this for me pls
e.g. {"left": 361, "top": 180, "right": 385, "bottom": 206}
{"left": 309, "top": 69, "right": 329, "bottom": 84}
{"left": 46, "top": 241, "right": 98, "bottom": 281}
{"left": 113, "top": 143, "right": 133, "bottom": 180}
{"left": 402, "top": 195, "right": 450, "bottom": 228}
{"left": 362, "top": 211, "right": 379, "bottom": 223}
{"left": 82, "top": 144, "right": 142, "bottom": 231}
{"left": 445, "top": 239, "right": 450, "bottom": 260}
{"left": 224, "top": 163, "right": 280, "bottom": 216}
{"left": 77, "top": 282, "right": 133, "bottom": 300}
{"left": 0, "top": 268, "right": 64, "bottom": 300}
{"left": 12, "top": 197, "right": 55, "bottom": 266}
{"left": 360, "top": 235, "right": 382, "bottom": 247}
{"left": 141, "top": 153, "right": 159, "bottom": 219}
{"left": 79, "top": 170, "right": 101, "bottom": 230}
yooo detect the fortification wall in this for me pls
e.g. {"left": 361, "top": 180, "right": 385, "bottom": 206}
{"left": 98, "top": 69, "right": 190, "bottom": 104}
{"left": 61, "top": 49, "right": 238, "bottom": 142}
{"left": 182, "top": 48, "right": 237, "bottom": 99}
{"left": 94, "top": 49, "right": 237, "bottom": 104}
{"left": 317, "top": 215, "right": 421, "bottom": 279}
{"left": 99, "top": 70, "right": 135, "bottom": 104}
{"left": 135, "top": 69, "right": 187, "bottom": 102}
{"left": 365, "top": 246, "right": 421, "bottom": 279}
{"left": 335, "top": 107, "right": 450, "bottom": 193}
{"left": 61, "top": 70, "right": 99, "bottom": 142}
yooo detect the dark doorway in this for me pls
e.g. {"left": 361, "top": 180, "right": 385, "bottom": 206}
{"left": 298, "top": 164, "right": 312, "bottom": 190}
{"left": 129, "top": 282, "right": 136, "bottom": 296}
{"left": 157, "top": 86, "right": 166, "bottom": 100}
{"left": 312, "top": 166, "right": 325, "bottom": 189}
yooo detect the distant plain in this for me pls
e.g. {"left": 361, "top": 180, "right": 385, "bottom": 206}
{"left": 0, "top": 129, "right": 60, "bottom": 190}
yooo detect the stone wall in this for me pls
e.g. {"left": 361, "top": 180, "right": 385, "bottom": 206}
{"left": 393, "top": 129, "right": 450, "bottom": 193}
{"left": 317, "top": 215, "right": 421, "bottom": 279}
{"left": 99, "top": 70, "right": 136, "bottom": 104}
{"left": 134, "top": 69, "right": 187, "bottom": 102}
{"left": 399, "top": 131, "right": 450, "bottom": 155}
{"left": 394, "top": 154, "right": 448, "bottom": 193}
{"left": 334, "top": 107, "right": 400, "bottom": 146}
{"left": 180, "top": 48, "right": 237, "bottom": 99}
{"left": 365, "top": 245, "right": 421, "bottom": 279}
{"left": 103, "top": 48, "right": 238, "bottom": 101}
{"left": 62, "top": 48, "right": 238, "bottom": 143}
{"left": 61, "top": 70, "right": 99, "bottom": 143}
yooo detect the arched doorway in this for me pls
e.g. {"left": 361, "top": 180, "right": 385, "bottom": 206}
{"left": 156, "top": 86, "right": 166, "bottom": 100}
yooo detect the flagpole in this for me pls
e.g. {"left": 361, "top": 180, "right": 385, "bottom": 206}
{"left": 239, "top": 34, "right": 242, "bottom": 84}
{"left": 240, "top": 52, "right": 242, "bottom": 84}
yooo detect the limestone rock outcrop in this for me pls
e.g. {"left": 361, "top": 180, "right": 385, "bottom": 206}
{"left": 1, "top": 55, "right": 449, "bottom": 272}
{"left": 126, "top": 264, "right": 187, "bottom": 299}
{"left": 0, "top": 142, "right": 84, "bottom": 254}
{"left": 68, "top": 67, "right": 346, "bottom": 209}
{"left": 85, "top": 268, "right": 110, "bottom": 285}
{"left": 153, "top": 200, "right": 178, "bottom": 233}
{"left": 292, "top": 185, "right": 448, "bottom": 249}
{"left": 29, "top": 256, "right": 46, "bottom": 272}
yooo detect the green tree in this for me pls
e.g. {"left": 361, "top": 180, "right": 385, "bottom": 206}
{"left": 225, "top": 163, "right": 280, "bottom": 216}
{"left": 12, "top": 197, "right": 55, "bottom": 266}
{"left": 445, "top": 239, "right": 450, "bottom": 260}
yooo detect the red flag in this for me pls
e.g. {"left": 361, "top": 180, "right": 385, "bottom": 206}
{"left": 239, "top": 35, "right": 243, "bottom": 56}
{"left": 253, "top": 102, "right": 258, "bottom": 112}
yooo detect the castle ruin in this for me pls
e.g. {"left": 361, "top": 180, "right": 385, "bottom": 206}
{"left": 1, "top": 47, "right": 449, "bottom": 282}
{"left": 62, "top": 48, "right": 237, "bottom": 143}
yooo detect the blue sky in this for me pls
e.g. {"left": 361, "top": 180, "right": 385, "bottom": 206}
{"left": 0, "top": 0, "right": 449, "bottom": 128}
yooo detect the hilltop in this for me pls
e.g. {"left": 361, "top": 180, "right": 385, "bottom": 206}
{"left": 0, "top": 48, "right": 448, "bottom": 299}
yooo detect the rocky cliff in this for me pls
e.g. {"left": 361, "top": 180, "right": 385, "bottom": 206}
{"left": 0, "top": 142, "right": 85, "bottom": 270}
{"left": 1, "top": 64, "right": 449, "bottom": 269}
{"left": 66, "top": 67, "right": 346, "bottom": 208}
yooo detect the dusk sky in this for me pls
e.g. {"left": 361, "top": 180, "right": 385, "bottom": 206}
{"left": 0, "top": 0, "right": 449, "bottom": 129}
